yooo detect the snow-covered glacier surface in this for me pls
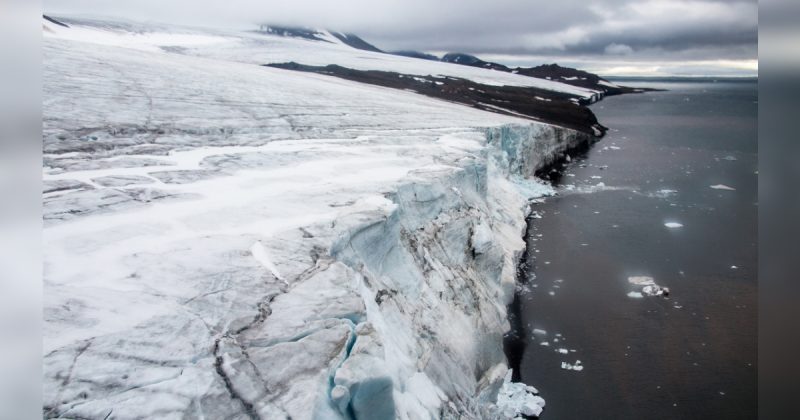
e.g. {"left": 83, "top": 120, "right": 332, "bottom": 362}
{"left": 43, "top": 19, "right": 593, "bottom": 419}
{"left": 43, "top": 17, "right": 598, "bottom": 100}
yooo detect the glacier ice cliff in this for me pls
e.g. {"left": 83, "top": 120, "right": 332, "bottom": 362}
{"left": 43, "top": 123, "right": 593, "bottom": 420}
{"left": 42, "top": 17, "right": 597, "bottom": 420}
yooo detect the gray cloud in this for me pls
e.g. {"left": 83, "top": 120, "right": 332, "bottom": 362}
{"left": 43, "top": 0, "right": 758, "bottom": 76}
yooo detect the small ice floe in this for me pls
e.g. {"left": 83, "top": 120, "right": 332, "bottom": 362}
{"left": 628, "top": 276, "right": 670, "bottom": 298}
{"left": 532, "top": 328, "right": 547, "bottom": 335}
{"left": 664, "top": 222, "right": 683, "bottom": 228}
{"left": 556, "top": 348, "right": 569, "bottom": 354}
{"left": 560, "top": 360, "right": 584, "bottom": 371}
{"left": 651, "top": 189, "right": 678, "bottom": 198}
{"left": 531, "top": 211, "right": 543, "bottom": 219}
{"left": 709, "top": 184, "right": 736, "bottom": 191}
{"left": 590, "top": 175, "right": 603, "bottom": 179}
{"left": 540, "top": 341, "right": 550, "bottom": 347}
{"left": 730, "top": 265, "right": 738, "bottom": 269}
{"left": 723, "top": 155, "right": 737, "bottom": 161}
{"left": 548, "top": 291, "right": 555, "bottom": 296}
{"left": 496, "top": 370, "right": 546, "bottom": 418}
{"left": 628, "top": 276, "right": 655, "bottom": 286}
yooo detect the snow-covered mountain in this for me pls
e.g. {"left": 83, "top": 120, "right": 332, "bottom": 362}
{"left": 43, "top": 15, "right": 596, "bottom": 419}
{"left": 255, "top": 25, "right": 384, "bottom": 53}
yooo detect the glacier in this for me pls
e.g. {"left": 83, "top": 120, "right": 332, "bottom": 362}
{"left": 43, "top": 17, "right": 597, "bottom": 419}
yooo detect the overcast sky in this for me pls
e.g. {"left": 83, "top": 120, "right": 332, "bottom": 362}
{"left": 43, "top": 0, "right": 758, "bottom": 76}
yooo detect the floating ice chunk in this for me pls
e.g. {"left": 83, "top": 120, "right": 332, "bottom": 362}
{"left": 540, "top": 341, "right": 550, "bottom": 346}
{"left": 590, "top": 175, "right": 603, "bottom": 179}
{"left": 651, "top": 189, "right": 678, "bottom": 198}
{"left": 642, "top": 285, "right": 670, "bottom": 296}
{"left": 560, "top": 360, "right": 584, "bottom": 371}
{"left": 664, "top": 222, "right": 683, "bottom": 228}
{"left": 730, "top": 265, "right": 738, "bottom": 269}
{"left": 722, "top": 155, "right": 737, "bottom": 161}
{"left": 548, "top": 291, "right": 555, "bottom": 296}
{"left": 532, "top": 329, "right": 547, "bottom": 335}
{"left": 556, "top": 348, "right": 569, "bottom": 354}
{"left": 710, "top": 184, "right": 736, "bottom": 191}
{"left": 628, "top": 276, "right": 670, "bottom": 298}
{"left": 496, "top": 370, "right": 546, "bottom": 418}
{"left": 628, "top": 276, "right": 656, "bottom": 286}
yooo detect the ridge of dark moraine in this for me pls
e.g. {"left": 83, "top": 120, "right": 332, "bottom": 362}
{"left": 266, "top": 62, "right": 608, "bottom": 137}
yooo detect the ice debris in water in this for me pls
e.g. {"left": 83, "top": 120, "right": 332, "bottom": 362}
{"left": 651, "top": 189, "right": 678, "bottom": 198}
{"left": 556, "top": 348, "right": 569, "bottom": 354}
{"left": 628, "top": 276, "right": 656, "bottom": 286}
{"left": 627, "top": 276, "right": 670, "bottom": 297}
{"left": 664, "top": 222, "right": 683, "bottom": 228}
{"left": 560, "top": 360, "right": 584, "bottom": 371}
{"left": 497, "top": 370, "right": 546, "bottom": 418}
{"left": 709, "top": 184, "right": 736, "bottom": 191}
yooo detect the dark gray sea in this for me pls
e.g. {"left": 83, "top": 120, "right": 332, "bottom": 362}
{"left": 507, "top": 79, "right": 757, "bottom": 419}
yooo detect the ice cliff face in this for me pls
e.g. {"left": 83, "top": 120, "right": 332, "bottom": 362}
{"left": 42, "top": 17, "right": 595, "bottom": 420}
{"left": 321, "top": 124, "right": 588, "bottom": 419}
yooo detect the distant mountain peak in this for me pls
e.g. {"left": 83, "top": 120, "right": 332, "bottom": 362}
{"left": 256, "top": 24, "right": 383, "bottom": 53}
{"left": 441, "top": 53, "right": 510, "bottom": 71}
{"left": 390, "top": 50, "right": 439, "bottom": 61}
{"left": 43, "top": 15, "right": 69, "bottom": 28}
